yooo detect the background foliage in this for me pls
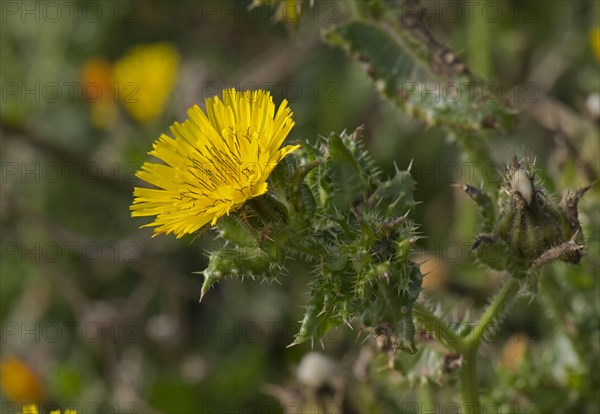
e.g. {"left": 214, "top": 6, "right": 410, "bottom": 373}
{"left": 1, "top": 0, "right": 599, "bottom": 413}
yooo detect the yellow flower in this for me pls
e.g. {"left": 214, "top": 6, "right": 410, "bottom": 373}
{"left": 591, "top": 26, "right": 600, "bottom": 63}
{"left": 0, "top": 356, "right": 44, "bottom": 404}
{"left": 131, "top": 88, "right": 299, "bottom": 238}
{"left": 20, "top": 405, "right": 76, "bottom": 414}
{"left": 20, "top": 405, "right": 39, "bottom": 414}
{"left": 112, "top": 43, "right": 179, "bottom": 123}
{"left": 80, "top": 57, "right": 118, "bottom": 130}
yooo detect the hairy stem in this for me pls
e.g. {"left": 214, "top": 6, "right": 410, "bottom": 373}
{"left": 467, "top": 0, "right": 492, "bottom": 79}
{"left": 469, "top": 277, "right": 520, "bottom": 348}
{"left": 458, "top": 276, "right": 520, "bottom": 413}
{"left": 460, "top": 347, "right": 480, "bottom": 414}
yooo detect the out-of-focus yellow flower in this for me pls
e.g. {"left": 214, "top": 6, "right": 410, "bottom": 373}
{"left": 112, "top": 43, "right": 180, "bottom": 124}
{"left": 0, "top": 356, "right": 44, "bottom": 404}
{"left": 20, "top": 404, "right": 77, "bottom": 414}
{"left": 275, "top": 0, "right": 301, "bottom": 26}
{"left": 591, "top": 27, "right": 600, "bottom": 63}
{"left": 131, "top": 88, "right": 298, "bottom": 238}
{"left": 251, "top": 0, "right": 302, "bottom": 27}
{"left": 80, "top": 57, "right": 118, "bottom": 130}
{"left": 20, "top": 405, "right": 38, "bottom": 414}
{"left": 80, "top": 57, "right": 113, "bottom": 103}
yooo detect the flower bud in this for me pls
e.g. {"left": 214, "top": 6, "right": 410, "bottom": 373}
{"left": 469, "top": 156, "right": 591, "bottom": 276}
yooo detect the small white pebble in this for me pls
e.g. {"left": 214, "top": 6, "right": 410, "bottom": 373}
{"left": 375, "top": 79, "right": 386, "bottom": 92}
{"left": 296, "top": 352, "right": 337, "bottom": 389}
{"left": 586, "top": 93, "right": 600, "bottom": 119}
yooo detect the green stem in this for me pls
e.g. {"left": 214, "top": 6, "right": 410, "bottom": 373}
{"left": 467, "top": 0, "right": 492, "bottom": 79}
{"left": 458, "top": 277, "right": 520, "bottom": 414}
{"left": 460, "top": 348, "right": 480, "bottom": 414}
{"left": 469, "top": 277, "right": 520, "bottom": 348}
{"left": 411, "top": 274, "right": 520, "bottom": 413}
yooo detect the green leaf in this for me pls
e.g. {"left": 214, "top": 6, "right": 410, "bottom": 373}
{"left": 324, "top": 21, "right": 516, "bottom": 132}
{"left": 324, "top": 134, "right": 368, "bottom": 213}
{"left": 370, "top": 169, "right": 417, "bottom": 218}
{"left": 290, "top": 287, "right": 342, "bottom": 346}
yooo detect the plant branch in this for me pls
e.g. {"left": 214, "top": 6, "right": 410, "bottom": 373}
{"left": 460, "top": 347, "right": 480, "bottom": 414}
{"left": 457, "top": 276, "right": 520, "bottom": 414}
{"left": 469, "top": 277, "right": 520, "bottom": 348}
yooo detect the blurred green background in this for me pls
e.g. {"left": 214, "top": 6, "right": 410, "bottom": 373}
{"left": 1, "top": 1, "right": 599, "bottom": 413}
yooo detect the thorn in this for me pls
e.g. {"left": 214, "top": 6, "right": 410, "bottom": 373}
{"left": 511, "top": 154, "right": 519, "bottom": 169}
{"left": 418, "top": 256, "right": 432, "bottom": 266}
{"left": 360, "top": 333, "right": 371, "bottom": 346}
{"left": 570, "top": 229, "right": 580, "bottom": 242}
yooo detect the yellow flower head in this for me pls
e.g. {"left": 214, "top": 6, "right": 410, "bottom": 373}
{"left": 0, "top": 356, "right": 44, "bottom": 404}
{"left": 131, "top": 88, "right": 299, "bottom": 238}
{"left": 591, "top": 26, "right": 600, "bottom": 63}
{"left": 112, "top": 43, "right": 180, "bottom": 123}
{"left": 80, "top": 57, "right": 118, "bottom": 130}
{"left": 20, "top": 404, "right": 76, "bottom": 414}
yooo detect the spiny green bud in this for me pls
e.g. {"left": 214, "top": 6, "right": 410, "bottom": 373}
{"left": 200, "top": 247, "right": 272, "bottom": 300}
{"left": 469, "top": 156, "right": 592, "bottom": 276}
{"left": 200, "top": 128, "right": 424, "bottom": 355}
